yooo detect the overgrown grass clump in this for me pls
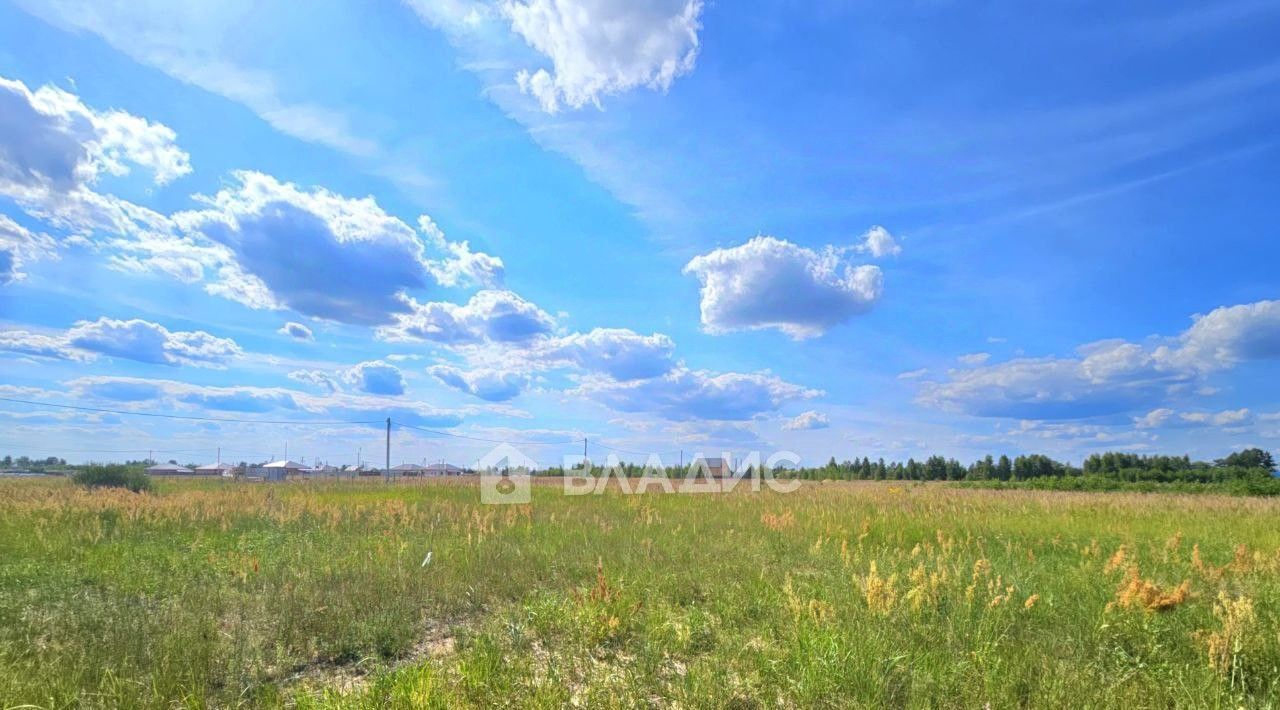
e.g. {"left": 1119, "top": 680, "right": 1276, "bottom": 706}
{"left": 71, "top": 463, "right": 153, "bottom": 493}
{"left": 1, "top": 478, "right": 1279, "bottom": 707}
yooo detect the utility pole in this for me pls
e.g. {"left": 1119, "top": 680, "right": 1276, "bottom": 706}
{"left": 385, "top": 417, "right": 391, "bottom": 481}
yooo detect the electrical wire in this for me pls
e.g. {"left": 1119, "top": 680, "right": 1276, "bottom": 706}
{"left": 591, "top": 441, "right": 683, "bottom": 457}
{"left": 0, "top": 396, "right": 383, "bottom": 425}
{"left": 0, "top": 399, "right": 698, "bottom": 463}
{"left": 395, "top": 420, "right": 682, "bottom": 458}
{"left": 393, "top": 420, "right": 580, "bottom": 446}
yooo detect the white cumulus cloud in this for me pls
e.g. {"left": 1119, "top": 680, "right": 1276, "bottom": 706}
{"left": 857, "top": 225, "right": 902, "bottom": 258}
{"left": 683, "top": 235, "right": 883, "bottom": 339}
{"left": 500, "top": 0, "right": 704, "bottom": 112}
{"left": 428, "top": 364, "right": 530, "bottom": 402}
{"left": 0, "top": 317, "right": 241, "bottom": 367}
{"left": 342, "top": 360, "right": 407, "bottom": 396}
{"left": 576, "top": 367, "right": 821, "bottom": 421}
{"left": 0, "top": 75, "right": 190, "bottom": 196}
{"left": 0, "top": 74, "right": 193, "bottom": 258}
{"left": 782, "top": 410, "right": 830, "bottom": 431}
{"left": 378, "top": 289, "right": 555, "bottom": 344}
{"left": 543, "top": 328, "right": 675, "bottom": 380}
{"left": 918, "top": 299, "right": 1280, "bottom": 420}
{"left": 1156, "top": 300, "right": 1280, "bottom": 372}
{"left": 176, "top": 171, "right": 503, "bottom": 324}
{"left": 278, "top": 321, "right": 314, "bottom": 341}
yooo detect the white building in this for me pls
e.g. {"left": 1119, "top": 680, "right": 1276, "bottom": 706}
{"left": 194, "top": 462, "right": 236, "bottom": 477}
{"left": 424, "top": 463, "right": 466, "bottom": 476}
{"left": 390, "top": 463, "right": 424, "bottom": 475}
{"left": 262, "top": 460, "right": 306, "bottom": 481}
{"left": 146, "top": 463, "right": 194, "bottom": 475}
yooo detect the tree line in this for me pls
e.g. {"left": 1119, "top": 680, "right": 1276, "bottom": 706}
{"left": 533, "top": 447, "right": 1277, "bottom": 485}
{"left": 786, "top": 448, "right": 1276, "bottom": 483}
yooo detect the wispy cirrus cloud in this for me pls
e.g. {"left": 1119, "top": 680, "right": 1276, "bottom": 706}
{"left": 16, "top": 1, "right": 376, "bottom": 157}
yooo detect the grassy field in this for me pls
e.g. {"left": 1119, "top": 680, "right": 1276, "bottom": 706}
{"left": 1, "top": 478, "right": 1278, "bottom": 708}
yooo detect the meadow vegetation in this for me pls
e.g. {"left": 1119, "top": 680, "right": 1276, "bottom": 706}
{"left": 70, "top": 464, "right": 155, "bottom": 493}
{"left": 1, "top": 477, "right": 1278, "bottom": 708}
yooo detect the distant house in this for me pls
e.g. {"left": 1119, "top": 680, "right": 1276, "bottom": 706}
{"left": 694, "top": 457, "right": 731, "bottom": 478}
{"left": 262, "top": 459, "right": 306, "bottom": 481}
{"left": 264, "top": 459, "right": 306, "bottom": 471}
{"left": 391, "top": 463, "right": 424, "bottom": 476}
{"left": 146, "top": 463, "right": 194, "bottom": 476}
{"left": 424, "top": 463, "right": 466, "bottom": 476}
{"left": 194, "top": 462, "right": 236, "bottom": 477}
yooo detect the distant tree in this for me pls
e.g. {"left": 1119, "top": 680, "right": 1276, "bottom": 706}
{"left": 1216, "top": 448, "right": 1276, "bottom": 472}
{"left": 996, "top": 455, "right": 1012, "bottom": 481}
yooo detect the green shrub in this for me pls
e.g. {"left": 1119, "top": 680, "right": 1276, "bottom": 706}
{"left": 72, "top": 465, "right": 153, "bottom": 493}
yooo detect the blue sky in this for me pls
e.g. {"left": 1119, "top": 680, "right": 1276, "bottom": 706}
{"left": 2, "top": 0, "right": 1280, "bottom": 468}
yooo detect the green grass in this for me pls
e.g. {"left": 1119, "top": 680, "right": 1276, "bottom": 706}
{"left": 1, "top": 478, "right": 1278, "bottom": 708}
{"left": 958, "top": 475, "right": 1280, "bottom": 496}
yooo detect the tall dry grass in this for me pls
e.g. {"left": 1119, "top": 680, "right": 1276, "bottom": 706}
{"left": 0, "top": 478, "right": 1277, "bottom": 707}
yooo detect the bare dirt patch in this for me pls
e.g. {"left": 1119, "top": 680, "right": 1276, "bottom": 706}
{"left": 282, "top": 620, "right": 460, "bottom": 696}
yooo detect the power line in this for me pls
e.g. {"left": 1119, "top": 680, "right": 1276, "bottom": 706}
{"left": 0, "top": 439, "right": 221, "bottom": 454}
{"left": 395, "top": 420, "right": 686, "bottom": 456}
{"left": 393, "top": 420, "right": 579, "bottom": 446}
{"left": 0, "top": 398, "right": 708, "bottom": 463}
{"left": 591, "top": 440, "right": 682, "bottom": 457}
{"left": 0, "top": 446, "right": 212, "bottom": 455}
{"left": 0, "top": 396, "right": 383, "bottom": 426}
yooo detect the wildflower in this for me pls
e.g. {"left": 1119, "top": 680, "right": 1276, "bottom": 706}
{"left": 1114, "top": 565, "right": 1190, "bottom": 612}
{"left": 971, "top": 558, "right": 992, "bottom": 582}
{"left": 761, "top": 510, "right": 795, "bottom": 531}
{"left": 862, "top": 561, "right": 898, "bottom": 615}
{"left": 1024, "top": 594, "right": 1040, "bottom": 610}
{"left": 1103, "top": 545, "right": 1129, "bottom": 574}
{"left": 1203, "top": 592, "right": 1257, "bottom": 678}
{"left": 1229, "top": 544, "right": 1251, "bottom": 574}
